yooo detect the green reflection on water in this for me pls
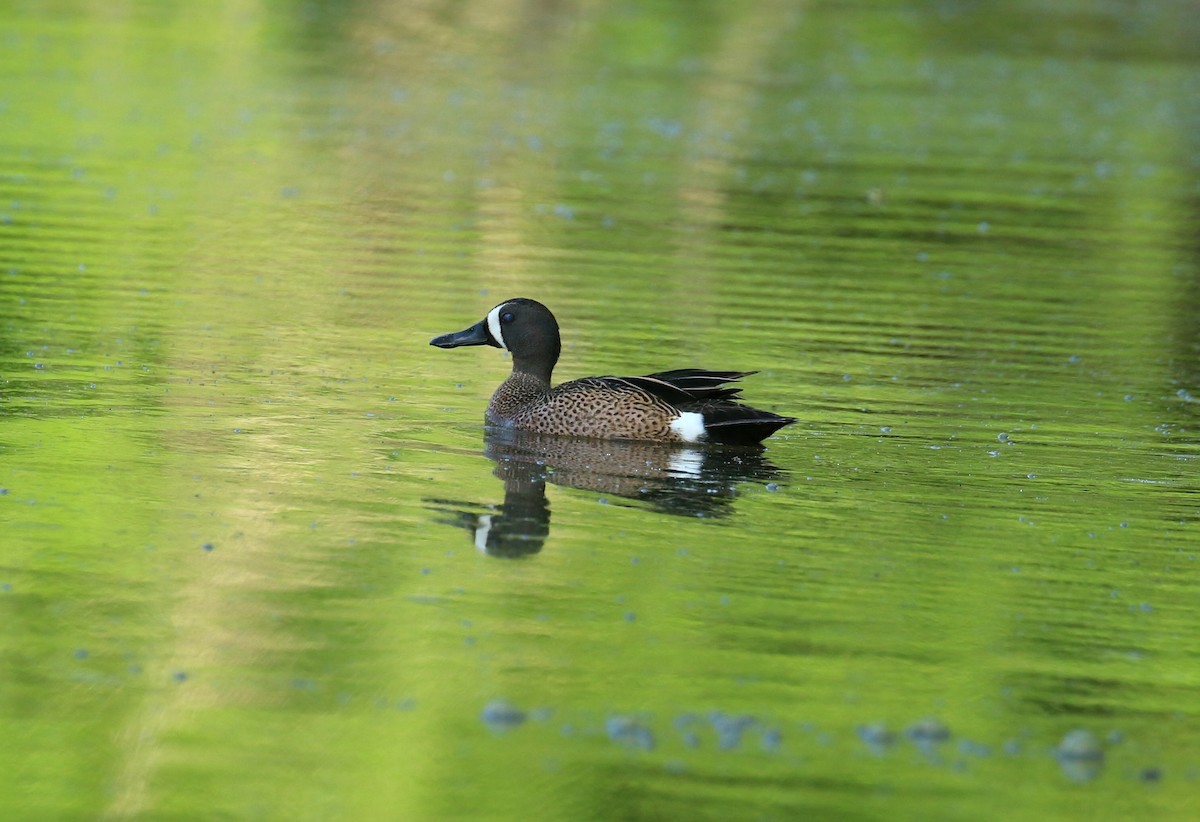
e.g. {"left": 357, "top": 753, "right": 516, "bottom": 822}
{"left": 2, "top": 1, "right": 1198, "bottom": 820}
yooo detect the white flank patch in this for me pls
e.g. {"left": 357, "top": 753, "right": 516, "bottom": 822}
{"left": 474, "top": 514, "right": 493, "bottom": 553}
{"left": 486, "top": 305, "right": 508, "bottom": 350}
{"left": 669, "top": 411, "right": 706, "bottom": 443}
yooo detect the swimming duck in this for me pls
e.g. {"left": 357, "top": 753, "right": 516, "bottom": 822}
{"left": 430, "top": 298, "right": 795, "bottom": 445}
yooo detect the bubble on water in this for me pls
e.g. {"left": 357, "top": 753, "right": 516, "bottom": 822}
{"left": 710, "top": 712, "right": 756, "bottom": 750}
{"left": 857, "top": 723, "right": 895, "bottom": 747}
{"left": 481, "top": 699, "right": 526, "bottom": 732}
{"left": 905, "top": 717, "right": 950, "bottom": 743}
{"left": 1056, "top": 729, "right": 1103, "bottom": 771}
{"left": 958, "top": 739, "right": 992, "bottom": 757}
{"left": 607, "top": 715, "right": 656, "bottom": 751}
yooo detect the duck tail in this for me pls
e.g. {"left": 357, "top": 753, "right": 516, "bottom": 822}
{"left": 702, "top": 406, "right": 796, "bottom": 445}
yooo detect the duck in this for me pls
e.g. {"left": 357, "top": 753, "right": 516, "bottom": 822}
{"left": 429, "top": 298, "right": 795, "bottom": 445}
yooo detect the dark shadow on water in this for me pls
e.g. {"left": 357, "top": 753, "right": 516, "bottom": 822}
{"left": 425, "top": 428, "right": 787, "bottom": 558}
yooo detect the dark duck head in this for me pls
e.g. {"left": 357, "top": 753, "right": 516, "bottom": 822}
{"left": 430, "top": 298, "right": 561, "bottom": 385}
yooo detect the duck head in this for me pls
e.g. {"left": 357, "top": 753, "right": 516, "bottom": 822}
{"left": 430, "top": 297, "right": 562, "bottom": 384}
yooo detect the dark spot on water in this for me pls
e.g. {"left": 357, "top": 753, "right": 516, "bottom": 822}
{"left": 481, "top": 699, "right": 526, "bottom": 731}
{"left": 857, "top": 723, "right": 895, "bottom": 747}
{"left": 905, "top": 717, "right": 950, "bottom": 743}
{"left": 710, "top": 712, "right": 756, "bottom": 750}
{"left": 606, "top": 715, "right": 656, "bottom": 751}
{"left": 958, "top": 739, "right": 992, "bottom": 757}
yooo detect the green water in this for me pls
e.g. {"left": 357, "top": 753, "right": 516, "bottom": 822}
{"left": 2, "top": 1, "right": 1198, "bottom": 819}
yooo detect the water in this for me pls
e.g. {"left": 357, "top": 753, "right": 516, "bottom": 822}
{"left": 2, "top": 2, "right": 1198, "bottom": 819}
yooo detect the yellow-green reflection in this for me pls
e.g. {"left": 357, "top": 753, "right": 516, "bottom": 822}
{"left": 1, "top": 1, "right": 1197, "bottom": 820}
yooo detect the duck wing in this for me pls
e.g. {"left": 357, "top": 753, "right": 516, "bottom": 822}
{"left": 568, "top": 375, "right": 695, "bottom": 406}
{"left": 567, "top": 370, "right": 758, "bottom": 405}
{"left": 639, "top": 369, "right": 756, "bottom": 401}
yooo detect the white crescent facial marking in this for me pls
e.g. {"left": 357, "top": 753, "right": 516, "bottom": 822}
{"left": 669, "top": 411, "right": 706, "bottom": 443}
{"left": 486, "top": 305, "right": 508, "bottom": 350}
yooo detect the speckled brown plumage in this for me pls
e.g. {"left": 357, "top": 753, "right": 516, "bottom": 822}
{"left": 488, "top": 374, "right": 684, "bottom": 440}
{"left": 430, "top": 298, "right": 795, "bottom": 444}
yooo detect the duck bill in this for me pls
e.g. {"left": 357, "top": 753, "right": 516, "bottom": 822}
{"left": 430, "top": 319, "right": 497, "bottom": 349}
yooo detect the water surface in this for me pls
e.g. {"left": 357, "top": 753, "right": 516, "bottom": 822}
{"left": 2, "top": 2, "right": 1198, "bottom": 820}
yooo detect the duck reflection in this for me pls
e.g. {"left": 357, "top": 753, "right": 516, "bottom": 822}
{"left": 427, "top": 428, "right": 786, "bottom": 558}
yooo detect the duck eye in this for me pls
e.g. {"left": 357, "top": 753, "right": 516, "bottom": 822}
{"left": 501, "top": 312, "right": 515, "bottom": 323}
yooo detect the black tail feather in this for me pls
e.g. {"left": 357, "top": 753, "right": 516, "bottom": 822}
{"left": 701, "top": 406, "right": 796, "bottom": 445}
